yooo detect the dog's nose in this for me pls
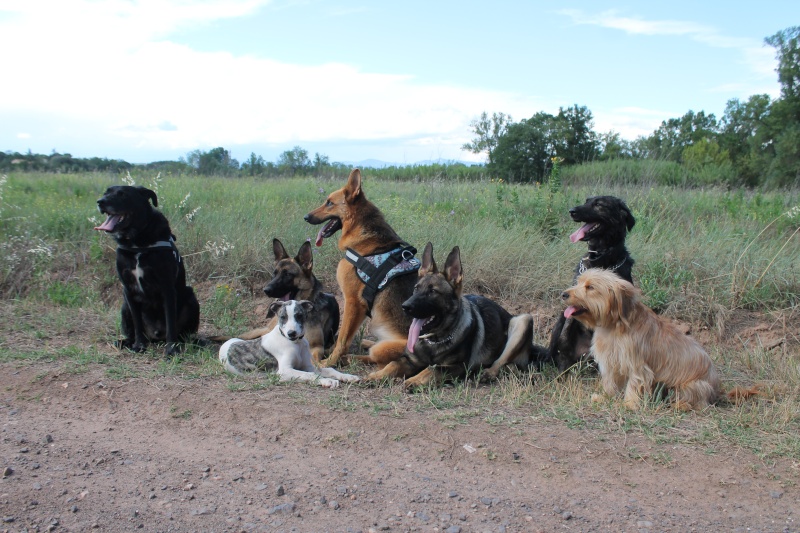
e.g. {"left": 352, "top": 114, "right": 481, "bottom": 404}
{"left": 401, "top": 302, "right": 412, "bottom": 314}
{"left": 561, "top": 291, "right": 569, "bottom": 300}
{"left": 303, "top": 214, "right": 311, "bottom": 222}
{"left": 568, "top": 208, "right": 576, "bottom": 216}
{"left": 286, "top": 330, "right": 298, "bottom": 340}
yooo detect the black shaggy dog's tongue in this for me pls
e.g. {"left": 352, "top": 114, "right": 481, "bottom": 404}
{"left": 570, "top": 223, "right": 592, "bottom": 243}
{"left": 94, "top": 214, "right": 122, "bottom": 232}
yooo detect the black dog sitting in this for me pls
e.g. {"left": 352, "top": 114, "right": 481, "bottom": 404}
{"left": 547, "top": 195, "right": 635, "bottom": 372}
{"left": 95, "top": 186, "right": 200, "bottom": 356}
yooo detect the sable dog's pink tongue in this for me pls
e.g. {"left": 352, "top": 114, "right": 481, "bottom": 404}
{"left": 315, "top": 227, "right": 325, "bottom": 247}
{"left": 570, "top": 223, "right": 591, "bottom": 243}
{"left": 94, "top": 214, "right": 120, "bottom": 232}
{"left": 564, "top": 306, "right": 578, "bottom": 318}
{"left": 407, "top": 318, "right": 425, "bottom": 353}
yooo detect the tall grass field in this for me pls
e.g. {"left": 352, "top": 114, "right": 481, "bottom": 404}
{"left": 1, "top": 170, "right": 799, "bottom": 460}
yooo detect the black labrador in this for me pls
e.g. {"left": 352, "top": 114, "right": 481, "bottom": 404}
{"left": 95, "top": 185, "right": 199, "bottom": 356}
{"left": 547, "top": 195, "right": 635, "bottom": 372}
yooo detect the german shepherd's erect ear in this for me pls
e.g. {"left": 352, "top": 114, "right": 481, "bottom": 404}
{"left": 295, "top": 240, "right": 314, "bottom": 272}
{"left": 419, "top": 241, "right": 438, "bottom": 277}
{"left": 443, "top": 246, "right": 463, "bottom": 296}
{"left": 343, "top": 168, "right": 363, "bottom": 202}
{"left": 273, "top": 238, "right": 290, "bottom": 262}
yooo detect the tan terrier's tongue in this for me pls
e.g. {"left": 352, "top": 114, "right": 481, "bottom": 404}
{"left": 563, "top": 306, "right": 579, "bottom": 318}
{"left": 406, "top": 318, "right": 425, "bottom": 353}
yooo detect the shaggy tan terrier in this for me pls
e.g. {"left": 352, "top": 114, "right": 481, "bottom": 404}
{"left": 561, "top": 269, "right": 720, "bottom": 410}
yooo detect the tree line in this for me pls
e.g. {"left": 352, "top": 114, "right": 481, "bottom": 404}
{"left": 463, "top": 26, "right": 800, "bottom": 188}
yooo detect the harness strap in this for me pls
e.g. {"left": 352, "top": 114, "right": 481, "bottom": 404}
{"left": 117, "top": 237, "right": 181, "bottom": 263}
{"left": 345, "top": 244, "right": 418, "bottom": 317}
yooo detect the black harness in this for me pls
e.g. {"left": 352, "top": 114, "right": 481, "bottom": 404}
{"left": 344, "top": 243, "right": 419, "bottom": 316}
{"left": 117, "top": 237, "right": 182, "bottom": 263}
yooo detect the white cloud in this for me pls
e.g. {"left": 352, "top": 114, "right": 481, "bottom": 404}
{"left": 593, "top": 106, "right": 672, "bottom": 139}
{"left": 557, "top": 9, "right": 777, "bottom": 88}
{"left": 0, "top": 0, "right": 542, "bottom": 161}
{"left": 16, "top": 133, "right": 31, "bottom": 139}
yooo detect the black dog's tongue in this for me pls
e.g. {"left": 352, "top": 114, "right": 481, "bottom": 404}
{"left": 570, "top": 223, "right": 592, "bottom": 243}
{"left": 94, "top": 214, "right": 121, "bottom": 232}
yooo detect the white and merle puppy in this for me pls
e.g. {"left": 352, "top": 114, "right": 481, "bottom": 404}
{"left": 219, "top": 300, "right": 360, "bottom": 388}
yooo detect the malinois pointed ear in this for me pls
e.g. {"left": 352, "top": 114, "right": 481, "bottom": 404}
{"left": 443, "top": 246, "right": 463, "bottom": 293}
{"left": 419, "top": 241, "right": 437, "bottom": 276}
{"left": 344, "top": 168, "right": 362, "bottom": 202}
{"left": 267, "top": 301, "right": 285, "bottom": 319}
{"left": 295, "top": 241, "right": 314, "bottom": 271}
{"left": 273, "top": 238, "right": 290, "bottom": 262}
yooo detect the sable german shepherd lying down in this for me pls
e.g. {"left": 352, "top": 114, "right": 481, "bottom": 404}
{"left": 365, "top": 242, "right": 535, "bottom": 388}
{"left": 214, "top": 238, "right": 339, "bottom": 366}
{"left": 305, "top": 169, "right": 418, "bottom": 368}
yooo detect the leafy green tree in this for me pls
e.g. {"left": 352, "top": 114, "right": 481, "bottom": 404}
{"left": 313, "top": 152, "right": 331, "bottom": 174}
{"left": 764, "top": 27, "right": 800, "bottom": 186}
{"left": 640, "top": 110, "right": 719, "bottom": 162}
{"left": 241, "top": 152, "right": 268, "bottom": 177}
{"left": 719, "top": 94, "right": 773, "bottom": 186}
{"left": 598, "top": 131, "right": 633, "bottom": 160}
{"left": 555, "top": 104, "right": 600, "bottom": 164}
{"left": 765, "top": 27, "right": 800, "bottom": 118}
{"left": 462, "top": 112, "right": 512, "bottom": 165}
{"left": 277, "top": 146, "right": 311, "bottom": 175}
{"left": 183, "top": 147, "right": 239, "bottom": 176}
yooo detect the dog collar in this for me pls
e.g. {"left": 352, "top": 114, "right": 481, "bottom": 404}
{"left": 579, "top": 255, "right": 627, "bottom": 275}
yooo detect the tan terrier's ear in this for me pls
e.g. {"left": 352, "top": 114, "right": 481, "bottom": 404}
{"left": 419, "top": 241, "right": 437, "bottom": 277}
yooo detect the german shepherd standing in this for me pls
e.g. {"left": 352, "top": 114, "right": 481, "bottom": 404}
{"left": 365, "top": 243, "right": 534, "bottom": 388}
{"left": 218, "top": 238, "right": 339, "bottom": 365}
{"left": 304, "top": 169, "right": 416, "bottom": 368}
{"left": 547, "top": 195, "right": 636, "bottom": 372}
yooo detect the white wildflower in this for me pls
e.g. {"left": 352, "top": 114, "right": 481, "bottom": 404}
{"left": 204, "top": 238, "right": 234, "bottom": 257}
{"left": 122, "top": 170, "right": 136, "bottom": 186}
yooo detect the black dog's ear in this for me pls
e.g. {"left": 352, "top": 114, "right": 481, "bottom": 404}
{"left": 419, "top": 241, "right": 437, "bottom": 277}
{"left": 135, "top": 186, "right": 158, "bottom": 207}
{"left": 443, "top": 246, "right": 463, "bottom": 293}
{"left": 295, "top": 241, "right": 313, "bottom": 271}
{"left": 273, "top": 238, "right": 290, "bottom": 262}
{"left": 621, "top": 202, "right": 636, "bottom": 231}
{"left": 267, "top": 301, "right": 284, "bottom": 319}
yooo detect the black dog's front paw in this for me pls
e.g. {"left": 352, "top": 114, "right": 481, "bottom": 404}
{"left": 165, "top": 342, "right": 184, "bottom": 358}
{"left": 115, "top": 339, "right": 147, "bottom": 352}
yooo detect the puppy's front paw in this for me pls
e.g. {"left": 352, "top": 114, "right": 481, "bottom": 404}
{"left": 318, "top": 378, "right": 340, "bottom": 388}
{"left": 338, "top": 373, "right": 360, "bottom": 383}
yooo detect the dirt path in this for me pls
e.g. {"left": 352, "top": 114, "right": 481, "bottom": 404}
{"left": 1, "top": 362, "right": 797, "bottom": 533}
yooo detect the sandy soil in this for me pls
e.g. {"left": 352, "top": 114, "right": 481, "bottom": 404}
{"left": 1, "top": 357, "right": 798, "bottom": 533}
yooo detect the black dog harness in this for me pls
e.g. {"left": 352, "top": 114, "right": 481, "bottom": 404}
{"left": 117, "top": 237, "right": 182, "bottom": 263}
{"left": 344, "top": 244, "right": 420, "bottom": 316}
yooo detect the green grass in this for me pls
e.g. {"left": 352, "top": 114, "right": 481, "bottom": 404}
{"left": 1, "top": 169, "right": 799, "bottom": 461}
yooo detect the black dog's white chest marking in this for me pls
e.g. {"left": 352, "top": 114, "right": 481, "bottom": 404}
{"left": 132, "top": 254, "right": 146, "bottom": 294}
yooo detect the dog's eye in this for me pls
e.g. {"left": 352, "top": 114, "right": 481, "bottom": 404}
{"left": 586, "top": 284, "right": 594, "bottom": 291}
{"left": 326, "top": 199, "right": 333, "bottom": 207}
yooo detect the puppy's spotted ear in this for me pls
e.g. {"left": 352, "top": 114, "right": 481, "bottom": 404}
{"left": 444, "top": 246, "right": 463, "bottom": 294}
{"left": 419, "top": 241, "right": 437, "bottom": 277}
{"left": 273, "top": 238, "right": 290, "bottom": 262}
{"left": 299, "top": 300, "right": 315, "bottom": 314}
{"left": 295, "top": 241, "right": 313, "bottom": 271}
{"left": 267, "top": 301, "right": 284, "bottom": 319}
{"left": 135, "top": 186, "right": 158, "bottom": 207}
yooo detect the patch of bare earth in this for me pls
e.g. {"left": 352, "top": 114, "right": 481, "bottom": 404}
{"left": 0, "top": 363, "right": 797, "bottom": 533}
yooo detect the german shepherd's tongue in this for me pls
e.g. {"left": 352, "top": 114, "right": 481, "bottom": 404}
{"left": 94, "top": 214, "right": 122, "bottom": 232}
{"left": 569, "top": 223, "right": 592, "bottom": 243}
{"left": 563, "top": 305, "right": 579, "bottom": 318}
{"left": 407, "top": 317, "right": 426, "bottom": 353}
{"left": 315, "top": 227, "right": 325, "bottom": 247}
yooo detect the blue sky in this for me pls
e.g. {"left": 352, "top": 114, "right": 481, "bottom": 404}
{"left": 0, "top": 0, "right": 795, "bottom": 165}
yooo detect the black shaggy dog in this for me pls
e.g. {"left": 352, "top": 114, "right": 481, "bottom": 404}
{"left": 95, "top": 186, "right": 200, "bottom": 356}
{"left": 547, "top": 195, "right": 636, "bottom": 372}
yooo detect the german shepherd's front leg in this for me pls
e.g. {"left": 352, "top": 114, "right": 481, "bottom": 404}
{"left": 321, "top": 263, "right": 367, "bottom": 367}
{"left": 364, "top": 356, "right": 419, "bottom": 382}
